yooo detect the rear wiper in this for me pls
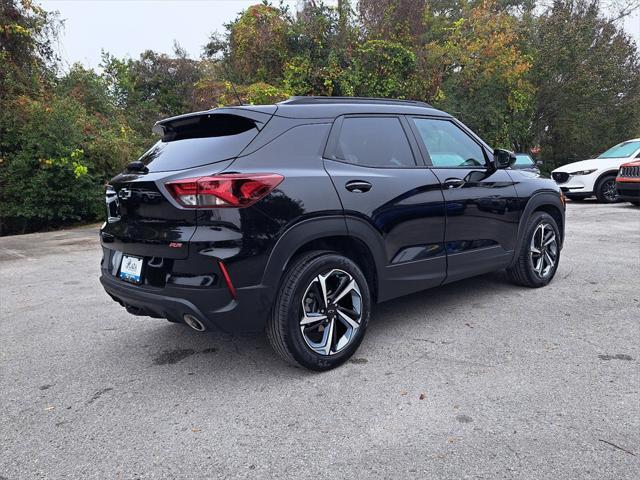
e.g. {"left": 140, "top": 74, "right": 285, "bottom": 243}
{"left": 125, "top": 161, "right": 149, "bottom": 174}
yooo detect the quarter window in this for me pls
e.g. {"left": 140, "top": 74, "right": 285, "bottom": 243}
{"left": 412, "top": 118, "right": 486, "bottom": 168}
{"left": 335, "top": 117, "right": 416, "bottom": 168}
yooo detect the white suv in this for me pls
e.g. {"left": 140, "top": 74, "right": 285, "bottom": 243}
{"left": 551, "top": 139, "right": 640, "bottom": 203}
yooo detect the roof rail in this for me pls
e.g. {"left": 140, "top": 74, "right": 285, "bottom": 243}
{"left": 279, "top": 96, "right": 432, "bottom": 108}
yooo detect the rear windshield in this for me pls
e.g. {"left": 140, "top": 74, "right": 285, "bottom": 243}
{"left": 139, "top": 114, "right": 259, "bottom": 172}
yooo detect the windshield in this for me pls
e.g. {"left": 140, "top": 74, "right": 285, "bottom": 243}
{"left": 598, "top": 140, "right": 640, "bottom": 159}
{"left": 514, "top": 154, "right": 534, "bottom": 167}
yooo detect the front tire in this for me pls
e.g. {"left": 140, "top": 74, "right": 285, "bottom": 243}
{"left": 507, "top": 212, "right": 561, "bottom": 288}
{"left": 595, "top": 175, "right": 620, "bottom": 203}
{"left": 267, "top": 251, "right": 371, "bottom": 371}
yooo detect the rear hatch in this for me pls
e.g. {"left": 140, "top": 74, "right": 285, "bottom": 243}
{"left": 100, "top": 107, "right": 275, "bottom": 260}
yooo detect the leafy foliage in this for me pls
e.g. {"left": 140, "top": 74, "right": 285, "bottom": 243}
{"left": 1, "top": 0, "right": 639, "bottom": 234}
{"left": 532, "top": 0, "right": 640, "bottom": 163}
{"left": 0, "top": 95, "right": 102, "bottom": 233}
{"left": 354, "top": 40, "right": 417, "bottom": 98}
{"left": 433, "top": 1, "right": 536, "bottom": 148}
{"left": 226, "top": 4, "right": 291, "bottom": 83}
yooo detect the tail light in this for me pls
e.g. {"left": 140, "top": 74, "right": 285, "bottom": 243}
{"left": 165, "top": 173, "right": 283, "bottom": 208}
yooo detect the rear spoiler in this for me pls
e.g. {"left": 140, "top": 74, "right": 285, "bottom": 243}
{"left": 152, "top": 106, "right": 277, "bottom": 140}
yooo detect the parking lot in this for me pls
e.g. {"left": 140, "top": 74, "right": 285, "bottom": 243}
{"left": 1, "top": 201, "right": 638, "bottom": 479}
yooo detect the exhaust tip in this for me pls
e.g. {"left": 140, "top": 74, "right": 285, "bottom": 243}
{"left": 183, "top": 314, "right": 207, "bottom": 332}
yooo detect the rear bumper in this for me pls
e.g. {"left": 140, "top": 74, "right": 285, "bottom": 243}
{"left": 616, "top": 180, "right": 640, "bottom": 202}
{"left": 100, "top": 273, "right": 273, "bottom": 333}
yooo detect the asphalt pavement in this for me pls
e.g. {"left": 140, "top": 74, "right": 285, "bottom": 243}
{"left": 1, "top": 201, "right": 639, "bottom": 479}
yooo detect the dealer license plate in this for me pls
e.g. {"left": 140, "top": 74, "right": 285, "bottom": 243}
{"left": 119, "top": 255, "right": 143, "bottom": 284}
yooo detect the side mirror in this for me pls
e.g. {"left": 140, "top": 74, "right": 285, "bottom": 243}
{"left": 536, "top": 160, "right": 543, "bottom": 166}
{"left": 493, "top": 148, "right": 516, "bottom": 169}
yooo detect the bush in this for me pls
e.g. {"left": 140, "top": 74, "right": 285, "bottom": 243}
{"left": 0, "top": 149, "right": 102, "bottom": 234}
{"left": 0, "top": 95, "right": 104, "bottom": 234}
{"left": 354, "top": 40, "right": 416, "bottom": 98}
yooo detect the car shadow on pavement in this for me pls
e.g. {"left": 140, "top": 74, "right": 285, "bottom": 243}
{"left": 102, "top": 270, "right": 517, "bottom": 377}
{"left": 368, "top": 270, "right": 514, "bottom": 334}
{"left": 618, "top": 203, "right": 640, "bottom": 210}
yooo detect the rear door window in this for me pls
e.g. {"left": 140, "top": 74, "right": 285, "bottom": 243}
{"left": 140, "top": 114, "right": 259, "bottom": 172}
{"left": 333, "top": 116, "right": 416, "bottom": 168}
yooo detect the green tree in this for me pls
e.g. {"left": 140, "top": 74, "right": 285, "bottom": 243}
{"left": 532, "top": 0, "right": 640, "bottom": 164}
{"left": 1, "top": 0, "right": 60, "bottom": 160}
{"left": 439, "top": 2, "right": 536, "bottom": 148}
{"left": 282, "top": 1, "right": 360, "bottom": 96}
{"left": 2, "top": 0, "right": 640, "bottom": 234}
{"left": 354, "top": 40, "right": 417, "bottom": 98}
{"left": 0, "top": 0, "right": 59, "bottom": 98}
{"left": 0, "top": 1, "right": 145, "bottom": 234}
{"left": 224, "top": 4, "right": 291, "bottom": 83}
{"left": 0, "top": 95, "right": 102, "bottom": 233}
{"left": 359, "top": 0, "right": 428, "bottom": 42}
{"left": 101, "top": 45, "right": 204, "bottom": 138}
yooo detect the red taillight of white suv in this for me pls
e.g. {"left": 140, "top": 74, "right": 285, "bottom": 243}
{"left": 165, "top": 173, "right": 283, "bottom": 208}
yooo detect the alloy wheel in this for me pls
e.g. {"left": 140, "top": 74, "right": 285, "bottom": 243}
{"left": 299, "top": 269, "right": 362, "bottom": 356}
{"left": 529, "top": 222, "right": 558, "bottom": 279}
{"left": 602, "top": 179, "right": 619, "bottom": 202}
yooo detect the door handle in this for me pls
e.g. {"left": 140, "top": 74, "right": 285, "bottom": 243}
{"left": 443, "top": 178, "right": 465, "bottom": 189}
{"left": 345, "top": 180, "right": 372, "bottom": 193}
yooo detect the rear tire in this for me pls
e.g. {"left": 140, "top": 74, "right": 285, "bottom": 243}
{"left": 595, "top": 175, "right": 619, "bottom": 203}
{"left": 507, "top": 212, "right": 561, "bottom": 288}
{"left": 267, "top": 251, "right": 371, "bottom": 371}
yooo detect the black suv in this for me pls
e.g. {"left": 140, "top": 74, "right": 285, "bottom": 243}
{"left": 100, "top": 97, "right": 565, "bottom": 370}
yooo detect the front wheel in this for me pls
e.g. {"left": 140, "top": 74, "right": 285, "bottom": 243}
{"left": 267, "top": 251, "right": 371, "bottom": 371}
{"left": 507, "top": 212, "right": 561, "bottom": 288}
{"left": 595, "top": 175, "right": 620, "bottom": 203}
